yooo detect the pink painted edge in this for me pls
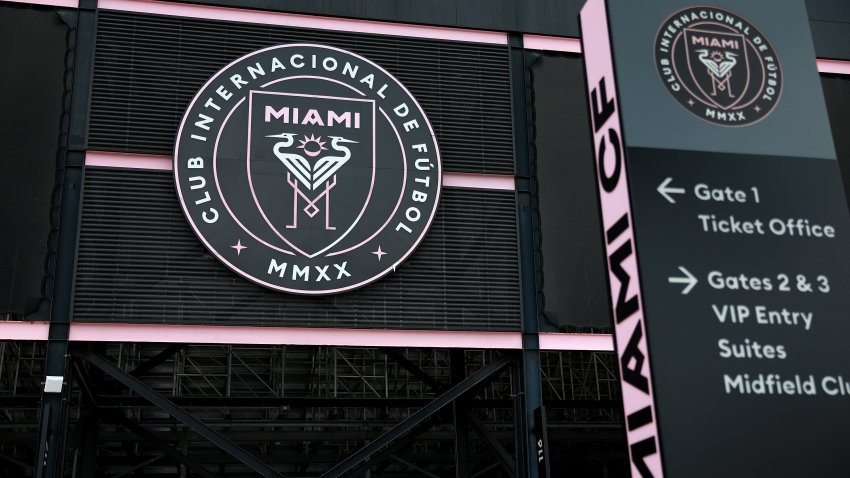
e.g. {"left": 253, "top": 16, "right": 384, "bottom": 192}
{"left": 523, "top": 35, "right": 582, "bottom": 53}
{"left": 0, "top": 0, "right": 78, "bottom": 8}
{"left": 86, "top": 151, "right": 173, "bottom": 171}
{"left": 98, "top": 0, "right": 507, "bottom": 45}
{"left": 442, "top": 172, "right": 515, "bottom": 191}
{"left": 68, "top": 323, "right": 525, "bottom": 348}
{"left": 581, "top": 0, "right": 664, "bottom": 475}
{"left": 0, "top": 321, "right": 50, "bottom": 341}
{"left": 83, "top": 151, "right": 514, "bottom": 192}
{"left": 817, "top": 58, "right": 850, "bottom": 75}
{"left": 538, "top": 333, "right": 614, "bottom": 351}
{"left": 1, "top": 321, "right": 611, "bottom": 351}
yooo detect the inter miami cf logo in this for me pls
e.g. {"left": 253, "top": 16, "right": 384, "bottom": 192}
{"left": 655, "top": 7, "right": 783, "bottom": 126}
{"left": 174, "top": 44, "right": 441, "bottom": 295}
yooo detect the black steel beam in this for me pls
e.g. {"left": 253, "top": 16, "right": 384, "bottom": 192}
{"left": 1, "top": 451, "right": 34, "bottom": 474}
{"left": 72, "top": 396, "right": 619, "bottom": 409}
{"left": 109, "top": 414, "right": 218, "bottom": 478}
{"left": 511, "top": 30, "right": 549, "bottom": 478}
{"left": 466, "top": 411, "right": 516, "bottom": 476}
{"left": 321, "top": 358, "right": 510, "bottom": 478}
{"left": 35, "top": 3, "right": 97, "bottom": 475}
{"left": 344, "top": 413, "right": 448, "bottom": 477}
{"left": 130, "top": 344, "right": 186, "bottom": 377}
{"left": 450, "top": 349, "right": 470, "bottom": 478}
{"left": 379, "top": 348, "right": 441, "bottom": 391}
{"left": 0, "top": 427, "right": 627, "bottom": 446}
{"left": 77, "top": 348, "right": 281, "bottom": 478}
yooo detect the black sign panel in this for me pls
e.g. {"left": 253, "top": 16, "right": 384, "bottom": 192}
{"left": 581, "top": 1, "right": 850, "bottom": 476}
{"left": 174, "top": 44, "right": 441, "bottom": 295}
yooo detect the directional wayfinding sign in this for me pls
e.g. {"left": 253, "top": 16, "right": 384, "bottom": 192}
{"left": 580, "top": 0, "right": 850, "bottom": 477}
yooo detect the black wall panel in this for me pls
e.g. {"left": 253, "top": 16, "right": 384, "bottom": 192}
{"left": 176, "top": 0, "right": 849, "bottom": 60}
{"left": 0, "top": 5, "right": 68, "bottom": 319}
{"left": 533, "top": 54, "right": 610, "bottom": 331}
{"left": 73, "top": 168, "right": 521, "bottom": 331}
{"left": 824, "top": 75, "right": 850, "bottom": 215}
{"left": 89, "top": 11, "right": 514, "bottom": 174}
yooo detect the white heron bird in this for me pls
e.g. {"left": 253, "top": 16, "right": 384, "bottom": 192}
{"left": 696, "top": 49, "right": 737, "bottom": 81}
{"left": 267, "top": 133, "right": 358, "bottom": 230}
{"left": 310, "top": 136, "right": 357, "bottom": 189}
{"left": 268, "top": 133, "right": 357, "bottom": 190}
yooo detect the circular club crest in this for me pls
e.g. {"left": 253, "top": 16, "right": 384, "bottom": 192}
{"left": 174, "top": 44, "right": 441, "bottom": 295}
{"left": 655, "top": 6, "right": 783, "bottom": 126}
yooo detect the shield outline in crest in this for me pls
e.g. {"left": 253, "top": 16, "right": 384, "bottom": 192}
{"left": 683, "top": 27, "right": 749, "bottom": 111}
{"left": 246, "top": 90, "right": 377, "bottom": 259}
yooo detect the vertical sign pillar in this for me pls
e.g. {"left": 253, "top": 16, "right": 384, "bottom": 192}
{"left": 580, "top": 1, "right": 850, "bottom": 477}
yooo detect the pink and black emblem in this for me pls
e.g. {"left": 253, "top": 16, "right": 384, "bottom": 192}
{"left": 174, "top": 44, "right": 441, "bottom": 295}
{"left": 655, "top": 7, "right": 783, "bottom": 126}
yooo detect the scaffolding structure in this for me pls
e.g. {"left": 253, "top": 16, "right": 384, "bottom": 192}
{"left": 0, "top": 341, "right": 625, "bottom": 477}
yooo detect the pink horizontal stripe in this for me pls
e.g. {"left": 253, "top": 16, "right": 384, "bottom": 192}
{"left": 442, "top": 172, "right": 514, "bottom": 191}
{"left": 86, "top": 151, "right": 172, "bottom": 170}
{"left": 0, "top": 0, "right": 78, "bottom": 7}
{"left": 817, "top": 59, "right": 850, "bottom": 75}
{"left": 99, "top": 0, "right": 507, "bottom": 45}
{"left": 70, "top": 323, "right": 525, "bottom": 348}
{"left": 84, "top": 151, "right": 515, "bottom": 190}
{"left": 538, "top": 332, "right": 614, "bottom": 351}
{"left": 1, "top": 321, "right": 612, "bottom": 351}
{"left": 0, "top": 321, "right": 50, "bottom": 340}
{"left": 523, "top": 35, "right": 582, "bottom": 53}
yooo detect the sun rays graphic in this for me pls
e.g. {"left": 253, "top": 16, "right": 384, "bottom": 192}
{"left": 297, "top": 134, "right": 328, "bottom": 158}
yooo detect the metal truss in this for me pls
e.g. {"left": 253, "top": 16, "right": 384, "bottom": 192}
{"left": 2, "top": 341, "right": 627, "bottom": 477}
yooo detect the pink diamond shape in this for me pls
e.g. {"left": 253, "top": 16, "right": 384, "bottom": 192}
{"left": 303, "top": 203, "right": 320, "bottom": 217}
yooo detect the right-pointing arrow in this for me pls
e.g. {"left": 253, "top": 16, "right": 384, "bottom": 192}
{"left": 657, "top": 177, "right": 686, "bottom": 204}
{"left": 668, "top": 266, "right": 698, "bottom": 295}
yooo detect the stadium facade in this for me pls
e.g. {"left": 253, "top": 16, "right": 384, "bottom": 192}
{"left": 0, "top": 0, "right": 847, "bottom": 476}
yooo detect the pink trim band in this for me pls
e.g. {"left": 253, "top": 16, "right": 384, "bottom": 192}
{"left": 98, "top": 0, "right": 507, "bottom": 45}
{"left": 0, "top": 321, "right": 50, "bottom": 340}
{"left": 442, "top": 172, "right": 515, "bottom": 191}
{"left": 0, "top": 321, "right": 613, "bottom": 351}
{"left": 817, "top": 59, "right": 850, "bottom": 75}
{"left": 523, "top": 35, "right": 582, "bottom": 53}
{"left": 0, "top": 0, "right": 79, "bottom": 7}
{"left": 538, "top": 333, "right": 614, "bottom": 351}
{"left": 86, "top": 151, "right": 173, "bottom": 170}
{"left": 68, "top": 323, "right": 525, "bottom": 348}
{"left": 85, "top": 151, "right": 514, "bottom": 191}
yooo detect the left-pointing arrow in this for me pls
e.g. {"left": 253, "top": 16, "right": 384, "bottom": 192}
{"left": 657, "top": 177, "right": 686, "bottom": 204}
{"left": 668, "top": 266, "right": 698, "bottom": 295}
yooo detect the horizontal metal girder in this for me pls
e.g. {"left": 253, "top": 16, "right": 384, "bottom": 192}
{"left": 43, "top": 396, "right": 619, "bottom": 409}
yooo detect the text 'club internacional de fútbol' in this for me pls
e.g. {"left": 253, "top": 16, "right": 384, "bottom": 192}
{"left": 0, "top": 0, "right": 849, "bottom": 477}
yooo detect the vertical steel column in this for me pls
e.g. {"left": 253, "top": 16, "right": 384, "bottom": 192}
{"left": 34, "top": 2, "right": 97, "bottom": 476}
{"left": 509, "top": 33, "right": 549, "bottom": 478}
{"left": 450, "top": 349, "right": 470, "bottom": 477}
